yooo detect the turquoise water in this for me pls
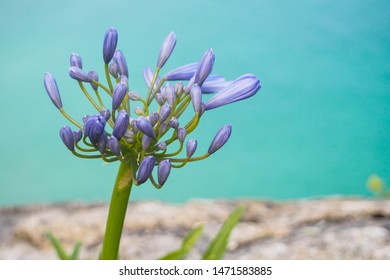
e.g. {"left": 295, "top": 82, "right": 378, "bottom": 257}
{"left": 0, "top": 0, "right": 389, "bottom": 206}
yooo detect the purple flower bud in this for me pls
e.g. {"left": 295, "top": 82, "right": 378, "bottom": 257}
{"left": 157, "top": 32, "right": 177, "bottom": 68}
{"left": 156, "top": 141, "right": 167, "bottom": 150}
{"left": 184, "top": 76, "right": 195, "bottom": 94}
{"left": 143, "top": 67, "right": 161, "bottom": 91}
{"left": 201, "top": 75, "right": 230, "bottom": 93}
{"left": 164, "top": 62, "right": 198, "bottom": 80}
{"left": 97, "top": 132, "right": 108, "bottom": 153}
{"left": 186, "top": 139, "right": 198, "bottom": 158}
{"left": 205, "top": 74, "right": 261, "bottom": 110}
{"left": 70, "top": 53, "right": 82, "bottom": 69}
{"left": 155, "top": 92, "right": 166, "bottom": 105}
{"left": 208, "top": 124, "right": 232, "bottom": 154}
{"left": 84, "top": 114, "right": 106, "bottom": 144}
{"left": 73, "top": 130, "right": 83, "bottom": 143}
{"left": 175, "top": 81, "right": 183, "bottom": 97}
{"left": 159, "top": 104, "right": 171, "bottom": 122}
{"left": 112, "top": 81, "right": 127, "bottom": 111}
{"left": 165, "top": 83, "right": 176, "bottom": 106}
{"left": 149, "top": 112, "right": 159, "bottom": 126}
{"left": 142, "top": 135, "right": 153, "bottom": 150}
{"left": 128, "top": 91, "right": 140, "bottom": 101}
{"left": 194, "top": 49, "right": 215, "bottom": 86}
{"left": 108, "top": 136, "right": 120, "bottom": 156}
{"left": 113, "top": 110, "right": 129, "bottom": 139}
{"left": 190, "top": 84, "right": 202, "bottom": 113}
{"left": 59, "top": 126, "right": 75, "bottom": 151}
{"left": 177, "top": 128, "right": 186, "bottom": 143}
{"left": 158, "top": 123, "right": 169, "bottom": 135}
{"left": 113, "top": 50, "right": 128, "bottom": 77}
{"left": 69, "top": 66, "right": 92, "bottom": 82}
{"left": 100, "top": 109, "right": 111, "bottom": 121}
{"left": 158, "top": 159, "right": 171, "bottom": 186}
{"left": 168, "top": 117, "right": 179, "bottom": 129}
{"left": 109, "top": 63, "right": 119, "bottom": 78}
{"left": 44, "top": 72, "right": 63, "bottom": 109}
{"left": 88, "top": 71, "right": 99, "bottom": 90}
{"left": 137, "top": 156, "right": 156, "bottom": 184}
{"left": 137, "top": 116, "right": 155, "bottom": 138}
{"left": 103, "top": 28, "right": 118, "bottom": 64}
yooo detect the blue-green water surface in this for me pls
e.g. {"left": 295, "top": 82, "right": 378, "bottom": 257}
{"left": 0, "top": 0, "right": 389, "bottom": 206}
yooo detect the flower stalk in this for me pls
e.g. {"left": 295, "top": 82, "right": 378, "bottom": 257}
{"left": 101, "top": 161, "right": 133, "bottom": 260}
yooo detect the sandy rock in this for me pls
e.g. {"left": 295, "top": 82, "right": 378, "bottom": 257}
{"left": 0, "top": 197, "right": 390, "bottom": 259}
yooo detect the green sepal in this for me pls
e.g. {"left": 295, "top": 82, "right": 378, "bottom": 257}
{"left": 202, "top": 206, "right": 244, "bottom": 260}
{"left": 160, "top": 225, "right": 204, "bottom": 260}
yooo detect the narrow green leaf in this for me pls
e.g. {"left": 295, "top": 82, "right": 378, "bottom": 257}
{"left": 47, "top": 232, "right": 69, "bottom": 260}
{"left": 70, "top": 241, "right": 82, "bottom": 260}
{"left": 160, "top": 225, "right": 204, "bottom": 260}
{"left": 202, "top": 206, "right": 244, "bottom": 260}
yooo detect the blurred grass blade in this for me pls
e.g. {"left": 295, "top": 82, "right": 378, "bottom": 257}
{"left": 160, "top": 225, "right": 204, "bottom": 260}
{"left": 47, "top": 232, "right": 69, "bottom": 260}
{"left": 202, "top": 206, "right": 244, "bottom": 260}
{"left": 70, "top": 241, "right": 82, "bottom": 260}
{"left": 47, "top": 232, "right": 82, "bottom": 260}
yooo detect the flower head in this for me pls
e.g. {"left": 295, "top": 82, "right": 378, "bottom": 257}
{"left": 45, "top": 27, "right": 261, "bottom": 188}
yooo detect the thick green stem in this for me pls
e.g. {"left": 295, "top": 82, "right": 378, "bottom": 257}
{"left": 101, "top": 162, "right": 133, "bottom": 260}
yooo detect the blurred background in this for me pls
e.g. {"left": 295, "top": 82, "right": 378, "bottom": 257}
{"left": 0, "top": 0, "right": 389, "bottom": 206}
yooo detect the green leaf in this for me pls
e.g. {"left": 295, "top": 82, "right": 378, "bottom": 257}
{"left": 160, "top": 225, "right": 204, "bottom": 260}
{"left": 47, "top": 232, "right": 69, "bottom": 260}
{"left": 70, "top": 241, "right": 82, "bottom": 260}
{"left": 202, "top": 206, "right": 244, "bottom": 260}
{"left": 47, "top": 232, "right": 82, "bottom": 260}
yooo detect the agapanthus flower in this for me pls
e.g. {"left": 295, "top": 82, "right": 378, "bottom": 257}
{"left": 44, "top": 27, "right": 261, "bottom": 189}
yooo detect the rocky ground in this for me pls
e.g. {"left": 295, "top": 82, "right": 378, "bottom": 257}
{"left": 1, "top": 197, "right": 390, "bottom": 259}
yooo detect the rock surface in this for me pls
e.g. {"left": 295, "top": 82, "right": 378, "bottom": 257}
{"left": 1, "top": 197, "right": 390, "bottom": 259}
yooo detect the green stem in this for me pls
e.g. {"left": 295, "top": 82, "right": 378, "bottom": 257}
{"left": 101, "top": 162, "right": 133, "bottom": 260}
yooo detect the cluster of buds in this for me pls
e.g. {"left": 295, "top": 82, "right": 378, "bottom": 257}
{"left": 44, "top": 28, "right": 261, "bottom": 188}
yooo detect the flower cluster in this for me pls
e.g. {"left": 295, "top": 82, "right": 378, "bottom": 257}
{"left": 44, "top": 28, "right": 261, "bottom": 188}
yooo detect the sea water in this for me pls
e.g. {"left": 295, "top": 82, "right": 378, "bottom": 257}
{"left": 0, "top": 0, "right": 389, "bottom": 206}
